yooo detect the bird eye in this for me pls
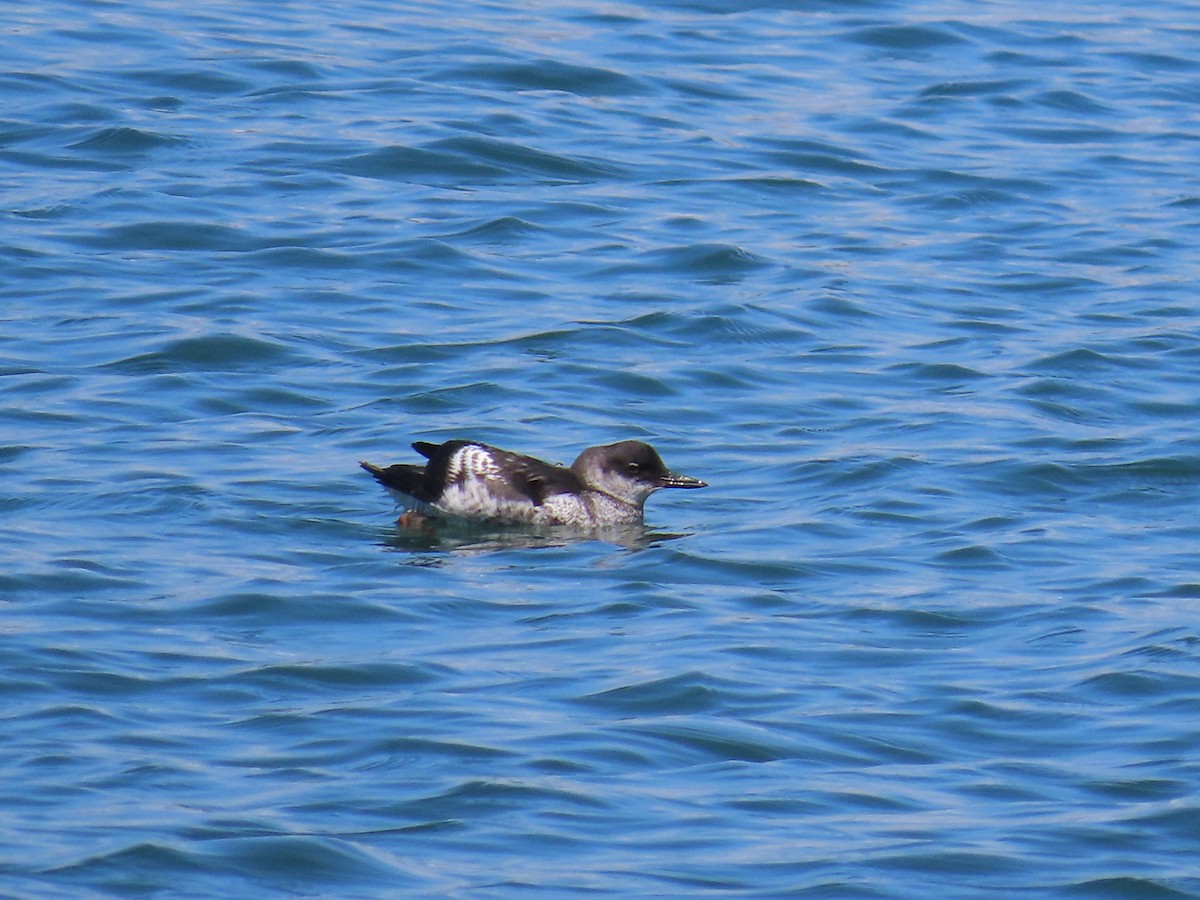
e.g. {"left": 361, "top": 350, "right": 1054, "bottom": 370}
{"left": 627, "top": 462, "right": 640, "bottom": 473}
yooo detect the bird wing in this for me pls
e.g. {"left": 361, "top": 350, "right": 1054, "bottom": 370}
{"left": 415, "top": 441, "right": 583, "bottom": 506}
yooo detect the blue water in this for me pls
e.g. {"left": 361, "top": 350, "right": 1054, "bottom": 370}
{"left": 3, "top": 0, "right": 1200, "bottom": 896}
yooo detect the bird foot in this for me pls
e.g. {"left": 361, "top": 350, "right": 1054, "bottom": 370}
{"left": 396, "top": 510, "right": 434, "bottom": 529}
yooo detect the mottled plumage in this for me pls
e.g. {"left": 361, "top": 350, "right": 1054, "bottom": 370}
{"left": 361, "top": 439, "right": 705, "bottom": 527}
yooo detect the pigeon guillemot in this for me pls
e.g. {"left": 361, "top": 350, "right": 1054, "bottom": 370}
{"left": 361, "top": 439, "right": 706, "bottom": 527}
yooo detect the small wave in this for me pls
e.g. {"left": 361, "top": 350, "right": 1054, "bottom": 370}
{"left": 1027, "top": 347, "right": 1142, "bottom": 373}
{"left": 68, "top": 126, "right": 184, "bottom": 154}
{"left": 1083, "top": 456, "right": 1200, "bottom": 485}
{"left": 1036, "top": 89, "right": 1114, "bottom": 114}
{"left": 75, "top": 222, "right": 249, "bottom": 252}
{"left": 919, "top": 79, "right": 1029, "bottom": 99}
{"left": 886, "top": 362, "right": 989, "bottom": 384}
{"left": 396, "top": 779, "right": 605, "bottom": 820}
{"left": 850, "top": 23, "right": 969, "bottom": 50}
{"left": 601, "top": 243, "right": 769, "bottom": 283}
{"left": 125, "top": 67, "right": 252, "bottom": 97}
{"left": 980, "top": 455, "right": 1200, "bottom": 497}
{"left": 327, "top": 144, "right": 504, "bottom": 182}
{"left": 1065, "top": 876, "right": 1200, "bottom": 898}
{"left": 440, "top": 58, "right": 644, "bottom": 97}
{"left": 429, "top": 135, "right": 624, "bottom": 181}
{"left": 577, "top": 672, "right": 727, "bottom": 715}
{"left": 999, "top": 124, "right": 1127, "bottom": 145}
{"left": 212, "top": 835, "right": 407, "bottom": 887}
{"left": 754, "top": 137, "right": 893, "bottom": 179}
{"left": 105, "top": 334, "right": 295, "bottom": 373}
{"left": 441, "top": 216, "right": 546, "bottom": 242}
{"left": 45, "top": 841, "right": 209, "bottom": 880}
{"left": 233, "top": 661, "right": 440, "bottom": 690}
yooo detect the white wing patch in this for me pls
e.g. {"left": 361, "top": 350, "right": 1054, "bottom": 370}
{"left": 436, "top": 444, "right": 528, "bottom": 521}
{"left": 446, "top": 444, "right": 502, "bottom": 482}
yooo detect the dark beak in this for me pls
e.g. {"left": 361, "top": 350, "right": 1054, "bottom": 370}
{"left": 658, "top": 471, "right": 707, "bottom": 489}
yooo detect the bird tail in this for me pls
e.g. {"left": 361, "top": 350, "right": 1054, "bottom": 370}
{"left": 359, "top": 461, "right": 428, "bottom": 500}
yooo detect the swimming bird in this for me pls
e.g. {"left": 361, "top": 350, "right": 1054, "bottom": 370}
{"left": 360, "top": 439, "right": 706, "bottom": 528}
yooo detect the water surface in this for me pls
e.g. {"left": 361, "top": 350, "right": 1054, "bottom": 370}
{"left": 3, "top": 1, "right": 1200, "bottom": 896}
